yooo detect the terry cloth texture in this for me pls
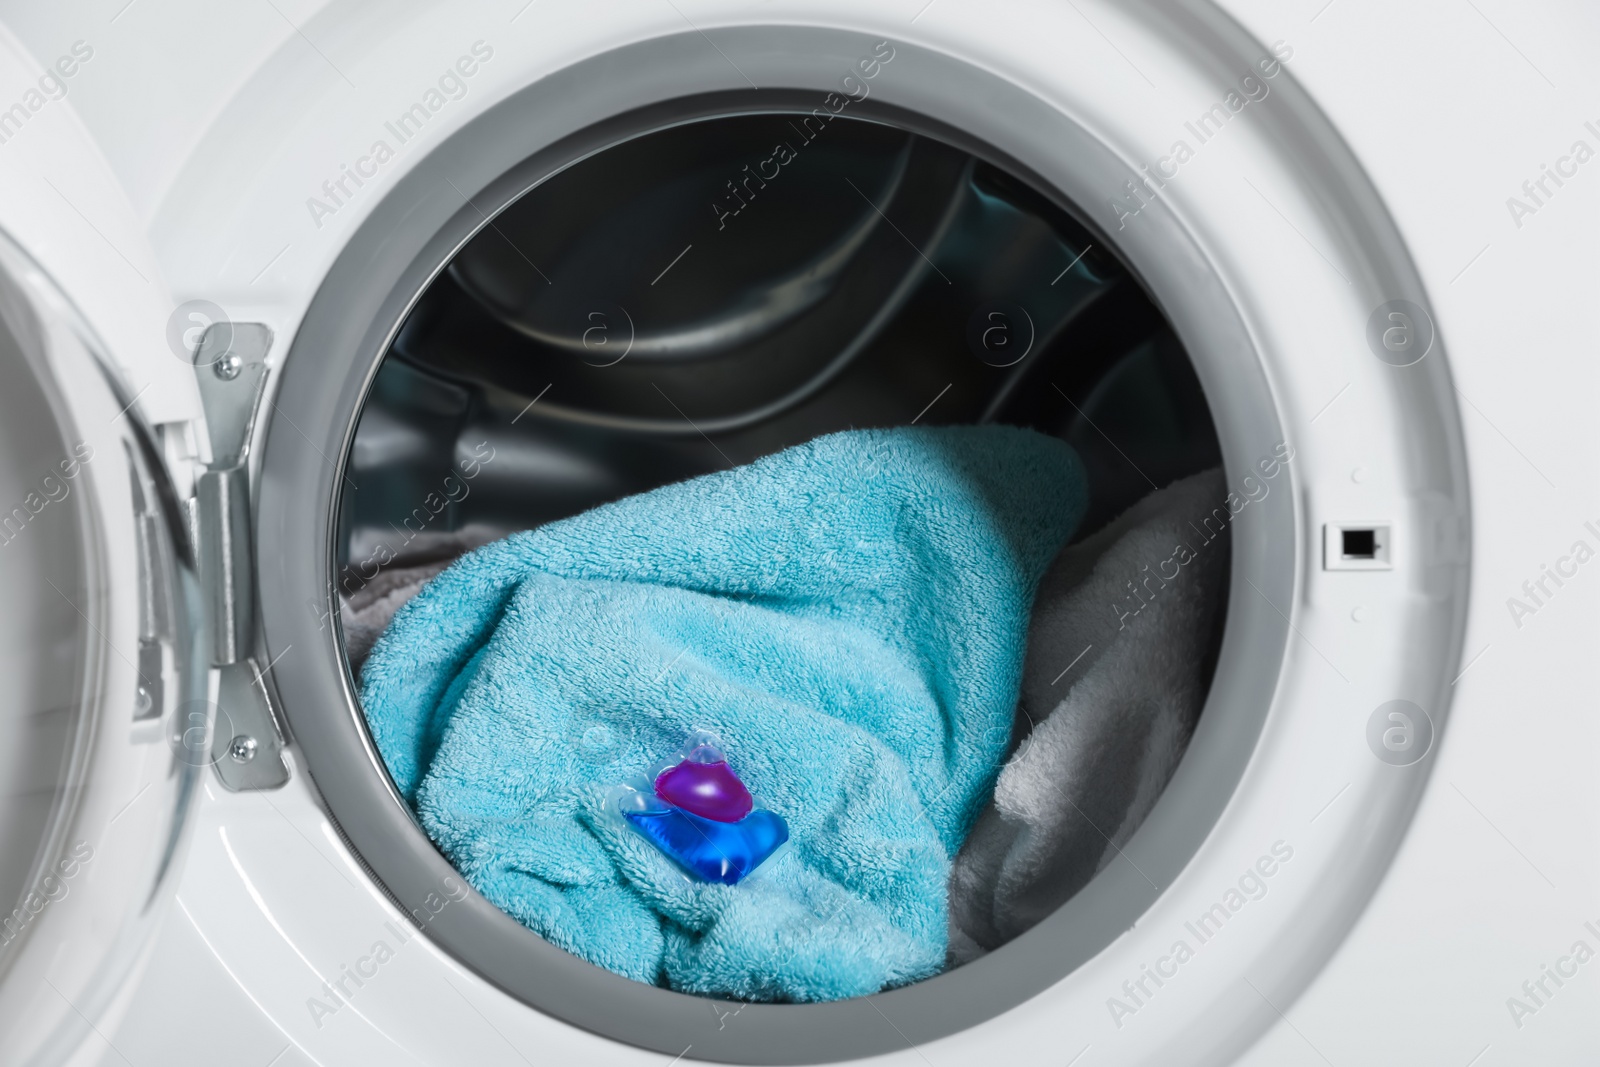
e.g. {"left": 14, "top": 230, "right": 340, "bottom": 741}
{"left": 948, "top": 469, "right": 1228, "bottom": 963}
{"left": 360, "top": 426, "right": 1087, "bottom": 1001}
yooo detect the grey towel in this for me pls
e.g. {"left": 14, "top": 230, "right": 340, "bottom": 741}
{"left": 948, "top": 469, "right": 1228, "bottom": 963}
{"left": 340, "top": 529, "right": 503, "bottom": 672}
{"left": 341, "top": 560, "right": 455, "bottom": 672}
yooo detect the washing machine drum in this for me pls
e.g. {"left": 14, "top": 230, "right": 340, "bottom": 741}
{"left": 344, "top": 113, "right": 1219, "bottom": 566}
{"left": 332, "top": 107, "right": 1227, "bottom": 1012}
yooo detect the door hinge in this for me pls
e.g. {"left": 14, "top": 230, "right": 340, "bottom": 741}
{"left": 190, "top": 322, "right": 289, "bottom": 790}
{"left": 193, "top": 323, "right": 268, "bottom": 663}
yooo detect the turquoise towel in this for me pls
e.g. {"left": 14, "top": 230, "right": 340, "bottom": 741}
{"left": 359, "top": 426, "right": 1086, "bottom": 1001}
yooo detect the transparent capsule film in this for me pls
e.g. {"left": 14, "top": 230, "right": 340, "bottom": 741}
{"left": 613, "top": 730, "right": 788, "bottom": 886}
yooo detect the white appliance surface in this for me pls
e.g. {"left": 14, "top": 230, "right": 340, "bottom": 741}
{"left": 0, "top": 2, "right": 1593, "bottom": 1065}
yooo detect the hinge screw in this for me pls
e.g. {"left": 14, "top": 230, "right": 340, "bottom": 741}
{"left": 228, "top": 734, "right": 258, "bottom": 763}
{"left": 214, "top": 353, "right": 242, "bottom": 380}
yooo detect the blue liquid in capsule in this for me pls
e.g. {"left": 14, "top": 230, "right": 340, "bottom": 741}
{"left": 624, "top": 805, "right": 788, "bottom": 885}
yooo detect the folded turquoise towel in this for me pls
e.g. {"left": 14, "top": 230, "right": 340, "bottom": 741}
{"left": 359, "top": 426, "right": 1086, "bottom": 1001}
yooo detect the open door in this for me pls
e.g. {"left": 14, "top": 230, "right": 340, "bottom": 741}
{"left": 0, "top": 231, "right": 209, "bottom": 1062}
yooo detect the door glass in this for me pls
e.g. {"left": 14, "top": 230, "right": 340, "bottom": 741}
{"left": 0, "top": 233, "right": 205, "bottom": 1056}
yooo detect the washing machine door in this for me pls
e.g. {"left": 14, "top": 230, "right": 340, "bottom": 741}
{"left": 0, "top": 231, "right": 211, "bottom": 1062}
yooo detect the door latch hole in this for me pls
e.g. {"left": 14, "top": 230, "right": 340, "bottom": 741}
{"left": 1324, "top": 523, "right": 1392, "bottom": 570}
{"left": 1342, "top": 528, "right": 1376, "bottom": 559}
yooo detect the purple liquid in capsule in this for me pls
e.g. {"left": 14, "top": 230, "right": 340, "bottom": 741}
{"left": 654, "top": 757, "right": 753, "bottom": 823}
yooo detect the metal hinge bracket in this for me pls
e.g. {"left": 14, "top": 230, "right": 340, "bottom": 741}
{"left": 190, "top": 322, "right": 289, "bottom": 790}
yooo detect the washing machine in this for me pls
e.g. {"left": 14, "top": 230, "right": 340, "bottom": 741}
{"left": 0, "top": 1, "right": 1594, "bottom": 1064}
